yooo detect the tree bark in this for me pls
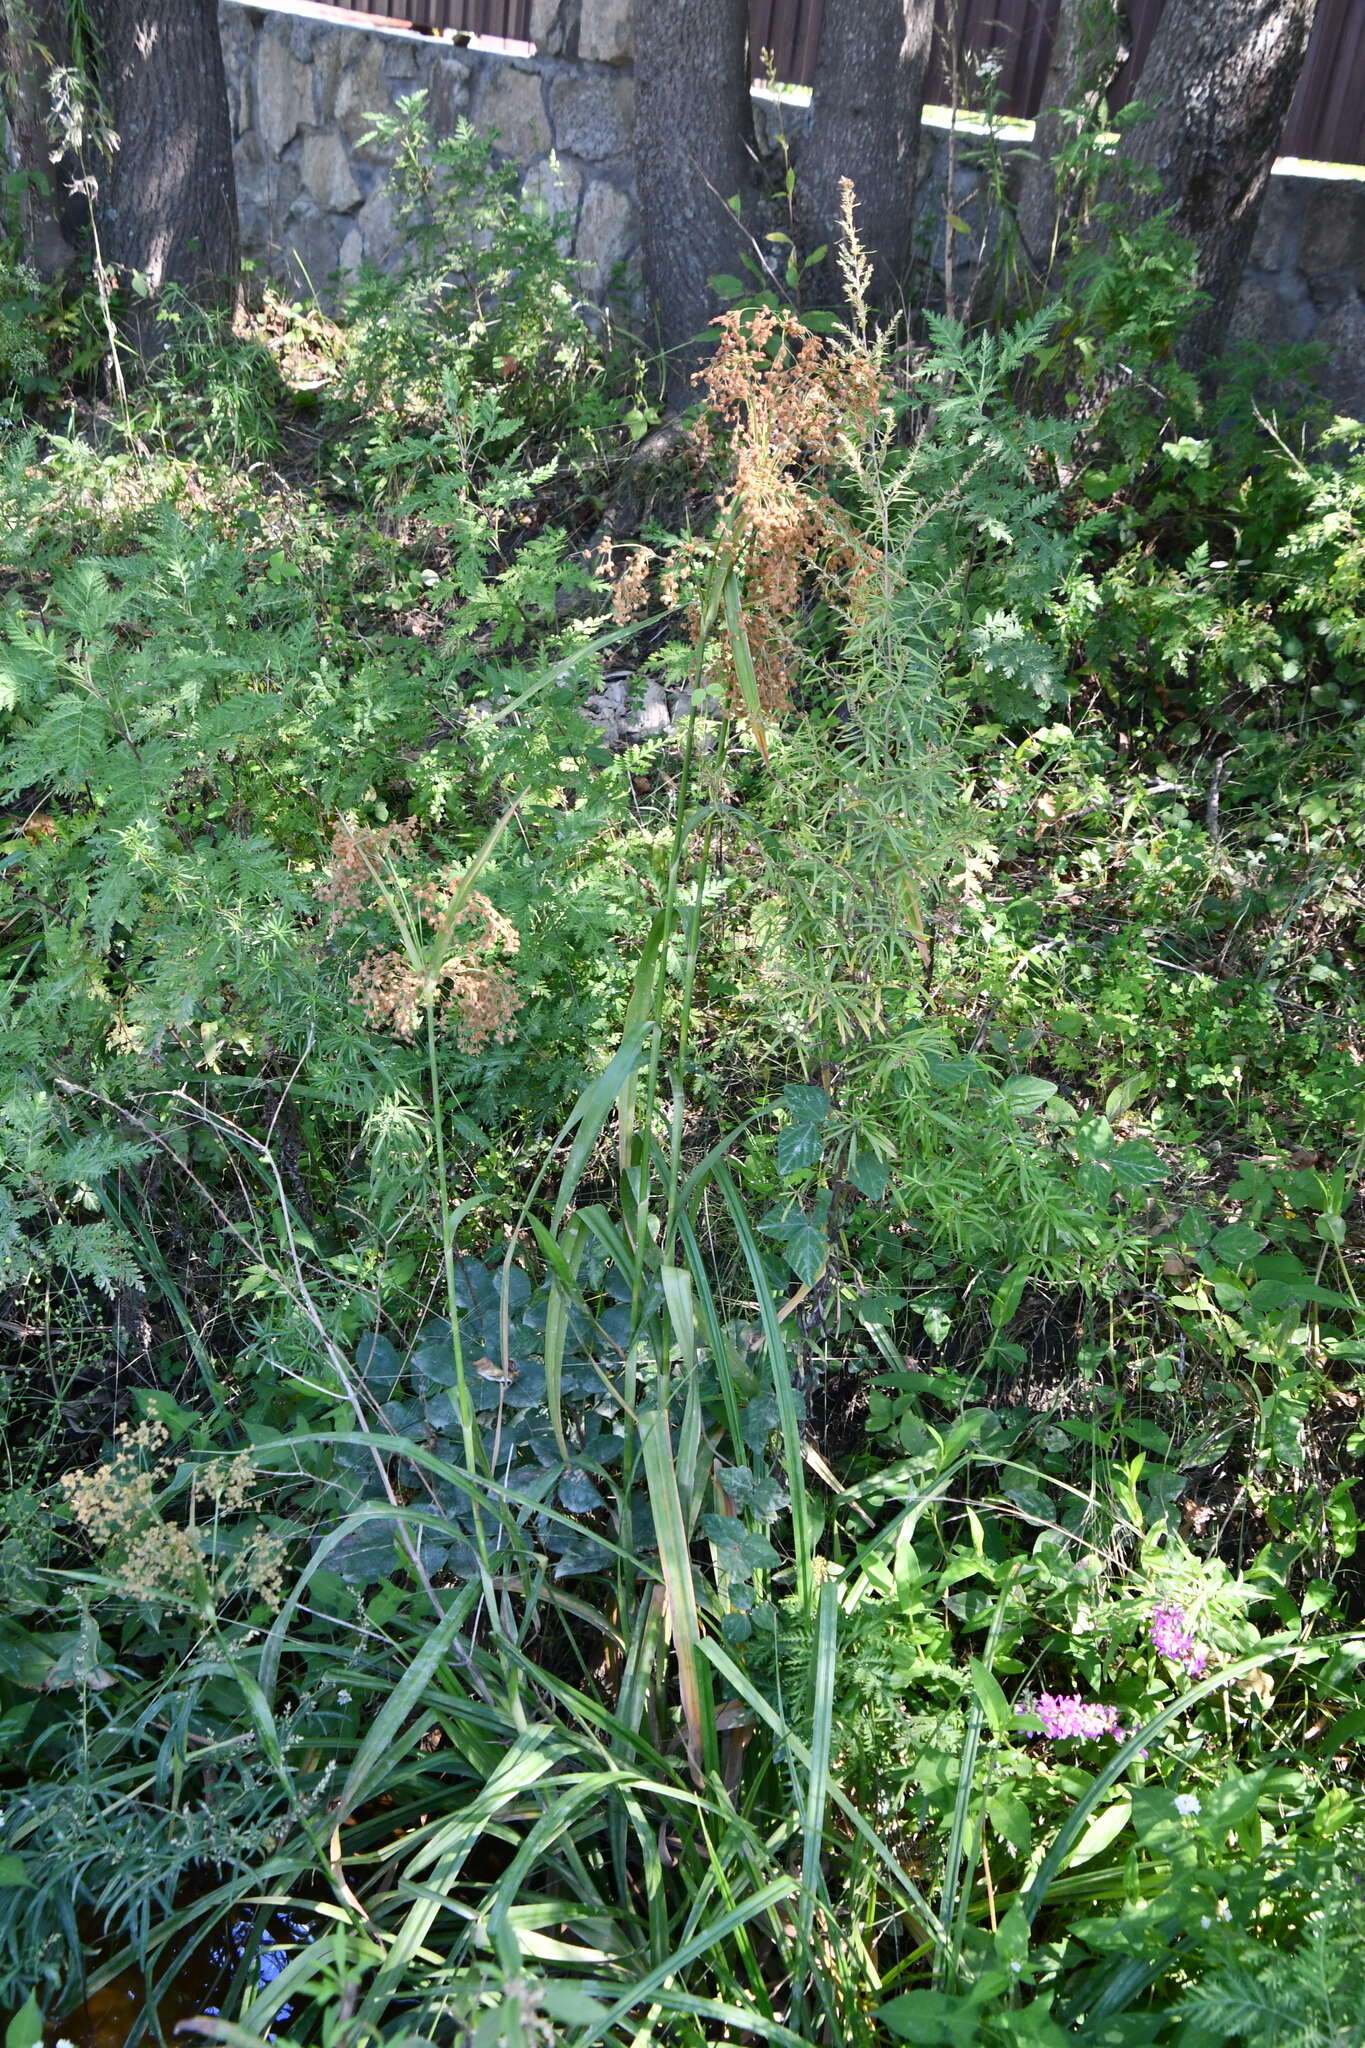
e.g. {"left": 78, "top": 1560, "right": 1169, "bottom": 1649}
{"left": 1013, "top": 0, "right": 1130, "bottom": 283}
{"left": 1115, "top": 0, "right": 1321, "bottom": 365}
{"left": 0, "top": 0, "right": 79, "bottom": 278}
{"left": 796, "top": 0, "right": 933, "bottom": 315}
{"left": 85, "top": 0, "right": 239, "bottom": 357}
{"left": 632, "top": 0, "right": 759, "bottom": 399}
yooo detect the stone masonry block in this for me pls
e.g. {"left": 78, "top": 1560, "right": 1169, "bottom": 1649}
{"left": 579, "top": 0, "right": 632, "bottom": 64}
{"left": 301, "top": 132, "right": 362, "bottom": 213}
{"left": 547, "top": 72, "right": 632, "bottom": 162}
{"left": 256, "top": 30, "right": 315, "bottom": 155}
{"left": 474, "top": 63, "right": 550, "bottom": 160}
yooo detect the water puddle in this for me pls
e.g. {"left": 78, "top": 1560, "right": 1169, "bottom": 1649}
{"left": 50, "top": 1910, "right": 315, "bottom": 2048}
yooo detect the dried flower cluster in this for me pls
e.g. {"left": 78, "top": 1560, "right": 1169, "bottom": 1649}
{"left": 597, "top": 538, "right": 653, "bottom": 626}
{"left": 319, "top": 821, "right": 521, "bottom": 1050}
{"left": 684, "top": 307, "right": 884, "bottom": 717}
{"left": 316, "top": 817, "right": 419, "bottom": 932}
{"left": 60, "top": 1422, "right": 286, "bottom": 1613}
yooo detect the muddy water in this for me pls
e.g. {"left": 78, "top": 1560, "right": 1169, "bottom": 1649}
{"left": 50, "top": 1911, "right": 314, "bottom": 2048}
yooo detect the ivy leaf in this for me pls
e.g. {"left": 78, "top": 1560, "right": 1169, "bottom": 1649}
{"left": 777, "top": 1218, "right": 828, "bottom": 1285}
{"left": 846, "top": 1151, "right": 889, "bottom": 1201}
{"left": 701, "top": 1515, "right": 781, "bottom": 1578}
{"left": 782, "top": 1084, "right": 830, "bottom": 1124}
{"left": 356, "top": 1333, "right": 402, "bottom": 1400}
{"left": 776, "top": 1120, "right": 824, "bottom": 1175}
{"left": 558, "top": 1467, "right": 606, "bottom": 1515}
{"left": 716, "top": 1464, "right": 787, "bottom": 1520}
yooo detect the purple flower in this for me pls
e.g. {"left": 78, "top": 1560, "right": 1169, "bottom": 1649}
{"left": 1150, "top": 1604, "right": 1208, "bottom": 1679}
{"left": 1020, "top": 1693, "right": 1128, "bottom": 1743}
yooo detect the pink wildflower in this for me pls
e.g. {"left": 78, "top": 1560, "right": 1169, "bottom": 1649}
{"left": 1020, "top": 1693, "right": 1128, "bottom": 1743}
{"left": 1150, "top": 1605, "right": 1208, "bottom": 1679}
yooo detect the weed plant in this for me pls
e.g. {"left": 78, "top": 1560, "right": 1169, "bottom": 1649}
{"left": 0, "top": 100, "right": 1363, "bottom": 2048}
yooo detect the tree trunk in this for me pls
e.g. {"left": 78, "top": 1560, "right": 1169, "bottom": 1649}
{"left": 796, "top": 0, "right": 933, "bottom": 315}
{"left": 632, "top": 0, "right": 758, "bottom": 399}
{"left": 1115, "top": 0, "right": 1321, "bottom": 365}
{"left": 0, "top": 0, "right": 79, "bottom": 278}
{"left": 1013, "top": 0, "right": 1130, "bottom": 283}
{"left": 86, "top": 0, "right": 239, "bottom": 357}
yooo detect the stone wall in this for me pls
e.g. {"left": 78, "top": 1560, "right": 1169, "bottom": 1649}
{"left": 220, "top": 0, "right": 1365, "bottom": 417}
{"left": 219, "top": 0, "right": 638, "bottom": 308}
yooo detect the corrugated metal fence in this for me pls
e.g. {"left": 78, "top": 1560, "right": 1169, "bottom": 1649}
{"left": 314, "top": 0, "right": 1365, "bottom": 167}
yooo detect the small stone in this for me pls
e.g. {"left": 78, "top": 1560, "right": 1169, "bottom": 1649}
{"left": 579, "top": 0, "right": 632, "bottom": 64}
{"left": 474, "top": 64, "right": 550, "bottom": 160}
{"left": 548, "top": 72, "right": 633, "bottom": 161}
{"left": 256, "top": 30, "right": 315, "bottom": 155}
{"left": 301, "top": 132, "right": 362, "bottom": 213}
{"left": 629, "top": 679, "right": 671, "bottom": 736}
{"left": 575, "top": 177, "right": 636, "bottom": 296}
{"left": 339, "top": 226, "right": 365, "bottom": 274}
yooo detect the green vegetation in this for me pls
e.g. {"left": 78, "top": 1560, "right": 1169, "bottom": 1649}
{"left": 2, "top": 104, "right": 1365, "bottom": 2048}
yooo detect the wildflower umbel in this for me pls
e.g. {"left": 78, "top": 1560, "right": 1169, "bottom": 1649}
{"left": 1150, "top": 1604, "right": 1208, "bottom": 1679}
{"left": 60, "top": 1422, "right": 286, "bottom": 1613}
{"left": 677, "top": 307, "right": 884, "bottom": 722}
{"left": 1019, "top": 1694, "right": 1128, "bottom": 1744}
{"left": 319, "top": 821, "right": 521, "bottom": 1051}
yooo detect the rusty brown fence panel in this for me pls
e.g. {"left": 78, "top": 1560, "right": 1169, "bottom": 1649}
{"left": 294, "top": 0, "right": 1365, "bottom": 165}
{"left": 315, "top": 0, "right": 530, "bottom": 34}
{"left": 752, "top": 0, "right": 1365, "bottom": 167}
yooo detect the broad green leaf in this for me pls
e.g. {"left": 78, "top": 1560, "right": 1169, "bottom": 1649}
{"left": 1211, "top": 1222, "right": 1269, "bottom": 1264}
{"left": 355, "top": 1332, "right": 402, "bottom": 1399}
{"left": 1002, "top": 1075, "right": 1057, "bottom": 1114}
{"left": 782, "top": 1084, "right": 830, "bottom": 1124}
{"left": 1064, "top": 1796, "right": 1132, "bottom": 1869}
{"left": 5, "top": 1998, "right": 42, "bottom": 2048}
{"left": 967, "top": 1657, "right": 1013, "bottom": 1737}
{"left": 846, "top": 1150, "right": 889, "bottom": 1201}
{"left": 776, "top": 1121, "right": 824, "bottom": 1175}
{"left": 701, "top": 1515, "right": 780, "bottom": 1577}
{"left": 781, "top": 1219, "right": 828, "bottom": 1285}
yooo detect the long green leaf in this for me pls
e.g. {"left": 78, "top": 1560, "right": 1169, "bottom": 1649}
{"left": 569, "top": 1876, "right": 799, "bottom": 2048}
{"left": 714, "top": 1162, "right": 813, "bottom": 1610}
{"left": 792, "top": 1578, "right": 838, "bottom": 2031}
{"left": 640, "top": 1405, "right": 715, "bottom": 1785}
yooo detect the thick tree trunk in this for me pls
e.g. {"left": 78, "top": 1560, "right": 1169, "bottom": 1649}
{"left": 0, "top": 0, "right": 79, "bottom": 278}
{"left": 1115, "top": 0, "right": 1321, "bottom": 366}
{"left": 632, "top": 0, "right": 759, "bottom": 399}
{"left": 1013, "top": 0, "right": 1129, "bottom": 283}
{"left": 795, "top": 0, "right": 932, "bottom": 315}
{"left": 86, "top": 0, "right": 239, "bottom": 357}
